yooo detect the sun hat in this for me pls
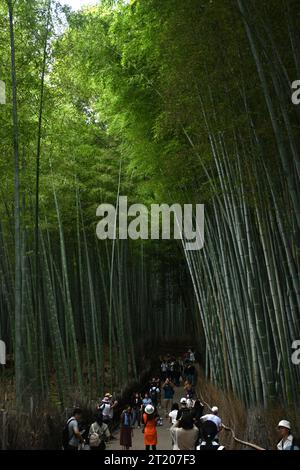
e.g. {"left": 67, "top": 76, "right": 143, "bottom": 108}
{"left": 212, "top": 406, "right": 219, "bottom": 413}
{"left": 145, "top": 404, "right": 155, "bottom": 415}
{"left": 180, "top": 397, "right": 187, "bottom": 404}
{"left": 277, "top": 420, "right": 291, "bottom": 430}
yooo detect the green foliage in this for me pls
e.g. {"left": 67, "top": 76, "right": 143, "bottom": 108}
{"left": 0, "top": 0, "right": 300, "bottom": 410}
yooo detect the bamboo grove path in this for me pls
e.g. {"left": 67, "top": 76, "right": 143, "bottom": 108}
{"left": 108, "top": 386, "right": 185, "bottom": 451}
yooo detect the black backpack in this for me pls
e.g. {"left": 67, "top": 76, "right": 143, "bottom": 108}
{"left": 62, "top": 417, "right": 75, "bottom": 450}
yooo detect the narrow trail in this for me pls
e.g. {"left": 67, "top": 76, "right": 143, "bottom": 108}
{"left": 108, "top": 386, "right": 185, "bottom": 451}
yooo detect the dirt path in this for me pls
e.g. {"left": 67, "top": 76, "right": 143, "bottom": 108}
{"left": 107, "top": 386, "right": 185, "bottom": 451}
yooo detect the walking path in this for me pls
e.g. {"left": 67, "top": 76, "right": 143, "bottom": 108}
{"left": 107, "top": 386, "right": 185, "bottom": 451}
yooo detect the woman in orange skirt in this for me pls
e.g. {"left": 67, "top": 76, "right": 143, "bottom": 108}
{"left": 143, "top": 404, "right": 158, "bottom": 451}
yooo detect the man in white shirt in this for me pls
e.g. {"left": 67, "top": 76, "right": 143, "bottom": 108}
{"left": 200, "top": 406, "right": 222, "bottom": 432}
{"left": 276, "top": 420, "right": 300, "bottom": 450}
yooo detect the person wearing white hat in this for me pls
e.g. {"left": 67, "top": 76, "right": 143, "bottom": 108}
{"left": 200, "top": 406, "right": 222, "bottom": 432}
{"left": 142, "top": 404, "right": 158, "bottom": 450}
{"left": 176, "top": 397, "right": 191, "bottom": 422}
{"left": 145, "top": 404, "right": 155, "bottom": 415}
{"left": 276, "top": 420, "right": 300, "bottom": 450}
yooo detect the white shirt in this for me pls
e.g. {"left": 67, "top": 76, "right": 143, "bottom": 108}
{"left": 277, "top": 434, "right": 299, "bottom": 450}
{"left": 101, "top": 402, "right": 113, "bottom": 419}
{"left": 201, "top": 413, "right": 222, "bottom": 430}
{"left": 169, "top": 410, "right": 178, "bottom": 425}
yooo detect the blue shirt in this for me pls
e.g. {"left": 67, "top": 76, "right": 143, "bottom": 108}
{"left": 143, "top": 398, "right": 152, "bottom": 406}
{"left": 163, "top": 384, "right": 174, "bottom": 399}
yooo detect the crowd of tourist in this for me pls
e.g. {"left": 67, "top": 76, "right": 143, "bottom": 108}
{"left": 62, "top": 348, "right": 300, "bottom": 451}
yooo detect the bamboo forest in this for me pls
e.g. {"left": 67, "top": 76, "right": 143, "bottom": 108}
{"left": 0, "top": 0, "right": 300, "bottom": 453}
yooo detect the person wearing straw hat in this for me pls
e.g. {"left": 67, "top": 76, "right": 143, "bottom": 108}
{"left": 98, "top": 393, "right": 118, "bottom": 433}
{"left": 142, "top": 404, "right": 158, "bottom": 450}
{"left": 276, "top": 420, "right": 300, "bottom": 450}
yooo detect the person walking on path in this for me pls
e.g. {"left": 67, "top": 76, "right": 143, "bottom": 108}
{"left": 131, "top": 392, "right": 143, "bottom": 428}
{"left": 142, "top": 404, "right": 158, "bottom": 451}
{"left": 149, "top": 384, "right": 160, "bottom": 408}
{"left": 184, "top": 381, "right": 195, "bottom": 402}
{"left": 65, "top": 408, "right": 85, "bottom": 451}
{"left": 98, "top": 393, "right": 118, "bottom": 432}
{"left": 162, "top": 378, "right": 175, "bottom": 417}
{"left": 88, "top": 413, "right": 110, "bottom": 451}
{"left": 176, "top": 397, "right": 191, "bottom": 422}
{"left": 186, "top": 362, "right": 196, "bottom": 386}
{"left": 142, "top": 392, "right": 152, "bottom": 413}
{"left": 120, "top": 406, "right": 133, "bottom": 450}
{"left": 276, "top": 420, "right": 300, "bottom": 450}
{"left": 154, "top": 377, "right": 162, "bottom": 407}
{"left": 161, "top": 361, "right": 168, "bottom": 381}
{"left": 169, "top": 403, "right": 179, "bottom": 425}
{"left": 169, "top": 403, "right": 179, "bottom": 447}
{"left": 190, "top": 399, "right": 204, "bottom": 430}
{"left": 170, "top": 414, "right": 199, "bottom": 450}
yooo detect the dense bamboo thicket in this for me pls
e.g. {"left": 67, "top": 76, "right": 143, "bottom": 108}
{"left": 0, "top": 210, "right": 195, "bottom": 407}
{"left": 183, "top": 0, "right": 300, "bottom": 407}
{"left": 0, "top": 0, "right": 300, "bottom": 411}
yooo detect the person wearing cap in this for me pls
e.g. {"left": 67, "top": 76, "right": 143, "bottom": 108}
{"left": 142, "top": 404, "right": 158, "bottom": 451}
{"left": 276, "top": 420, "right": 300, "bottom": 450}
{"left": 98, "top": 394, "right": 118, "bottom": 433}
{"left": 200, "top": 406, "right": 222, "bottom": 432}
{"left": 176, "top": 397, "right": 191, "bottom": 422}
